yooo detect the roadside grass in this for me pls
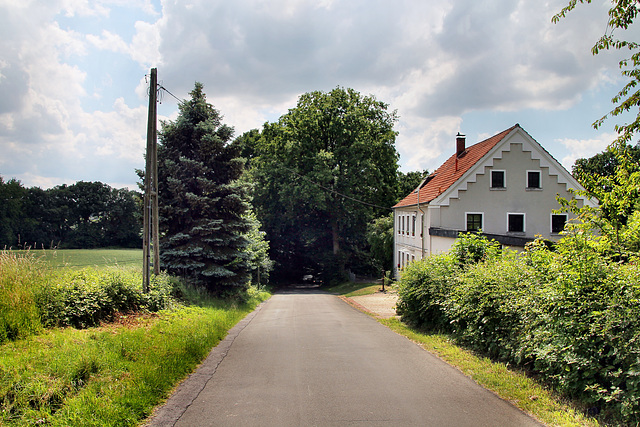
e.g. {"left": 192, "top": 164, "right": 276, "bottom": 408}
{"left": 0, "top": 286, "right": 270, "bottom": 427}
{"left": 328, "top": 282, "right": 597, "bottom": 427}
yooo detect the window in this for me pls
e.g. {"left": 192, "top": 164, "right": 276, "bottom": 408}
{"left": 551, "top": 214, "right": 567, "bottom": 234}
{"left": 412, "top": 215, "right": 416, "bottom": 236}
{"left": 491, "top": 170, "right": 505, "bottom": 188}
{"left": 466, "top": 213, "right": 483, "bottom": 232}
{"left": 508, "top": 213, "right": 525, "bottom": 233}
{"left": 527, "top": 170, "right": 541, "bottom": 189}
{"left": 401, "top": 215, "right": 404, "bottom": 234}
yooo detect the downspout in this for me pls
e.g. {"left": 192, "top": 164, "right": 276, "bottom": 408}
{"left": 415, "top": 189, "right": 426, "bottom": 259}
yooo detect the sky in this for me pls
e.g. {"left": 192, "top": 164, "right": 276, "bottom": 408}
{"left": 0, "top": 0, "right": 638, "bottom": 190}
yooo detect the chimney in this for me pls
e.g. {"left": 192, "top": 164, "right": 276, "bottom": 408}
{"left": 456, "top": 132, "right": 466, "bottom": 157}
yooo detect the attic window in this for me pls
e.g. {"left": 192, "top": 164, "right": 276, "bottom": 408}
{"left": 491, "top": 170, "right": 505, "bottom": 189}
{"left": 527, "top": 170, "right": 541, "bottom": 189}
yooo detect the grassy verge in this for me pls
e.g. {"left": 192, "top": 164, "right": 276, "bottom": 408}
{"left": 0, "top": 286, "right": 270, "bottom": 426}
{"left": 328, "top": 282, "right": 597, "bottom": 427}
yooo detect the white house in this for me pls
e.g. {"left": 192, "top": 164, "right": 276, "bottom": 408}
{"left": 393, "top": 124, "right": 593, "bottom": 275}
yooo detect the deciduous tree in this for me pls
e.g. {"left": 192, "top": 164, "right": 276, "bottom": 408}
{"left": 250, "top": 87, "right": 399, "bottom": 281}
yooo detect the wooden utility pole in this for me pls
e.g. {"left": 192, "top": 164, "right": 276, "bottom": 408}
{"left": 143, "top": 68, "right": 159, "bottom": 293}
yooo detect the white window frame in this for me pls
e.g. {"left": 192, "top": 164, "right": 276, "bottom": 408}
{"left": 412, "top": 214, "right": 416, "bottom": 236}
{"left": 551, "top": 213, "right": 568, "bottom": 234}
{"left": 490, "top": 169, "right": 506, "bottom": 189}
{"left": 507, "top": 212, "right": 526, "bottom": 233}
{"left": 465, "top": 212, "right": 484, "bottom": 232}
{"left": 526, "top": 170, "right": 542, "bottom": 189}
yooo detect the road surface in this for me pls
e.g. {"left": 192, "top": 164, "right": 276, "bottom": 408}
{"left": 149, "top": 287, "right": 542, "bottom": 426}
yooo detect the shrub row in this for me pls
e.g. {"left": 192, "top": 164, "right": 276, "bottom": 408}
{"left": 0, "top": 251, "right": 176, "bottom": 343}
{"left": 396, "top": 234, "right": 640, "bottom": 424}
{"left": 37, "top": 269, "right": 177, "bottom": 329}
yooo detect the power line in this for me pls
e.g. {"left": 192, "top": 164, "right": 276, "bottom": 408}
{"left": 158, "top": 85, "right": 184, "bottom": 104}
{"left": 281, "top": 165, "right": 392, "bottom": 211}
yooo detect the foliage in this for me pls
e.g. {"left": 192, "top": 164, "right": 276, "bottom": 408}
{"left": 365, "top": 214, "right": 394, "bottom": 271}
{"left": 396, "top": 233, "right": 640, "bottom": 424}
{"left": 36, "top": 268, "right": 175, "bottom": 329}
{"left": 396, "top": 170, "right": 427, "bottom": 203}
{"left": 559, "top": 146, "right": 640, "bottom": 260}
{"left": 449, "top": 232, "right": 501, "bottom": 266}
{"left": 0, "top": 177, "right": 142, "bottom": 249}
{"left": 242, "top": 211, "right": 274, "bottom": 287}
{"left": 156, "top": 82, "right": 257, "bottom": 291}
{"left": 572, "top": 143, "right": 640, "bottom": 184}
{"left": 249, "top": 87, "right": 400, "bottom": 281}
{"left": 0, "top": 177, "right": 25, "bottom": 247}
{"left": 553, "top": 0, "right": 640, "bottom": 146}
{"left": 396, "top": 253, "right": 458, "bottom": 330}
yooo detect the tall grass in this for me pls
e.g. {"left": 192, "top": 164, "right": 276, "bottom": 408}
{"left": 0, "top": 250, "right": 271, "bottom": 426}
{"left": 0, "top": 294, "right": 269, "bottom": 426}
{"left": 0, "top": 251, "right": 45, "bottom": 342}
{"left": 0, "top": 250, "right": 175, "bottom": 344}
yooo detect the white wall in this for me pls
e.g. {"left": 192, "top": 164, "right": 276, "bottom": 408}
{"left": 433, "top": 140, "right": 581, "bottom": 241}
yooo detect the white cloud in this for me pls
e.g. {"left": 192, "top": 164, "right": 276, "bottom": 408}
{"left": 558, "top": 133, "right": 616, "bottom": 170}
{"left": 1, "top": 0, "right": 636, "bottom": 188}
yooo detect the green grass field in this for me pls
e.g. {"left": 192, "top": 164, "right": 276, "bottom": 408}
{"left": 23, "top": 249, "right": 143, "bottom": 269}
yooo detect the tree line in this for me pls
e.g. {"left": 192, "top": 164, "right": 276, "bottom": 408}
{"left": 0, "top": 179, "right": 141, "bottom": 249}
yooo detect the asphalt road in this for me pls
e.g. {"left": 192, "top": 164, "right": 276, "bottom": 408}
{"left": 149, "top": 288, "right": 543, "bottom": 427}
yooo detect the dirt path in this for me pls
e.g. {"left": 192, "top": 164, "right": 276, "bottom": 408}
{"left": 344, "top": 290, "right": 399, "bottom": 319}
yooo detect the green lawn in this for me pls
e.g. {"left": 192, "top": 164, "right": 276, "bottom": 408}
{"left": 25, "top": 249, "right": 143, "bottom": 269}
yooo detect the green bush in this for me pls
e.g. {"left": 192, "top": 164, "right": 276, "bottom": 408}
{"left": 446, "top": 253, "right": 541, "bottom": 362}
{"left": 450, "top": 232, "right": 501, "bottom": 266}
{"left": 36, "top": 268, "right": 176, "bottom": 329}
{"left": 396, "top": 254, "right": 458, "bottom": 330}
{"left": 396, "top": 233, "right": 640, "bottom": 424}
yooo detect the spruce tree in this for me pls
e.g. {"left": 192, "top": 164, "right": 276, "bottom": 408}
{"left": 157, "top": 82, "right": 252, "bottom": 291}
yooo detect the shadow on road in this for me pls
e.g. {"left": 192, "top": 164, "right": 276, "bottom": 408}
{"left": 275, "top": 283, "right": 326, "bottom": 295}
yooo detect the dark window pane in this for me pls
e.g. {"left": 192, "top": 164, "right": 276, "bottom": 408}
{"left": 552, "top": 214, "right": 566, "bottom": 233}
{"left": 527, "top": 171, "right": 541, "bottom": 188}
{"left": 508, "top": 214, "right": 524, "bottom": 232}
{"left": 491, "top": 170, "right": 505, "bottom": 188}
{"left": 467, "top": 214, "right": 482, "bottom": 231}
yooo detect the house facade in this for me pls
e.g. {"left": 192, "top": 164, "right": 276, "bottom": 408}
{"left": 393, "top": 124, "right": 593, "bottom": 275}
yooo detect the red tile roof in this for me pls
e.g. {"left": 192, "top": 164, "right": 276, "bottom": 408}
{"left": 394, "top": 124, "right": 519, "bottom": 208}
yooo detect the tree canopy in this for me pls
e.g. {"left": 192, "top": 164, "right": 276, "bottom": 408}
{"left": 248, "top": 87, "right": 400, "bottom": 282}
{"left": 157, "top": 83, "right": 255, "bottom": 291}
